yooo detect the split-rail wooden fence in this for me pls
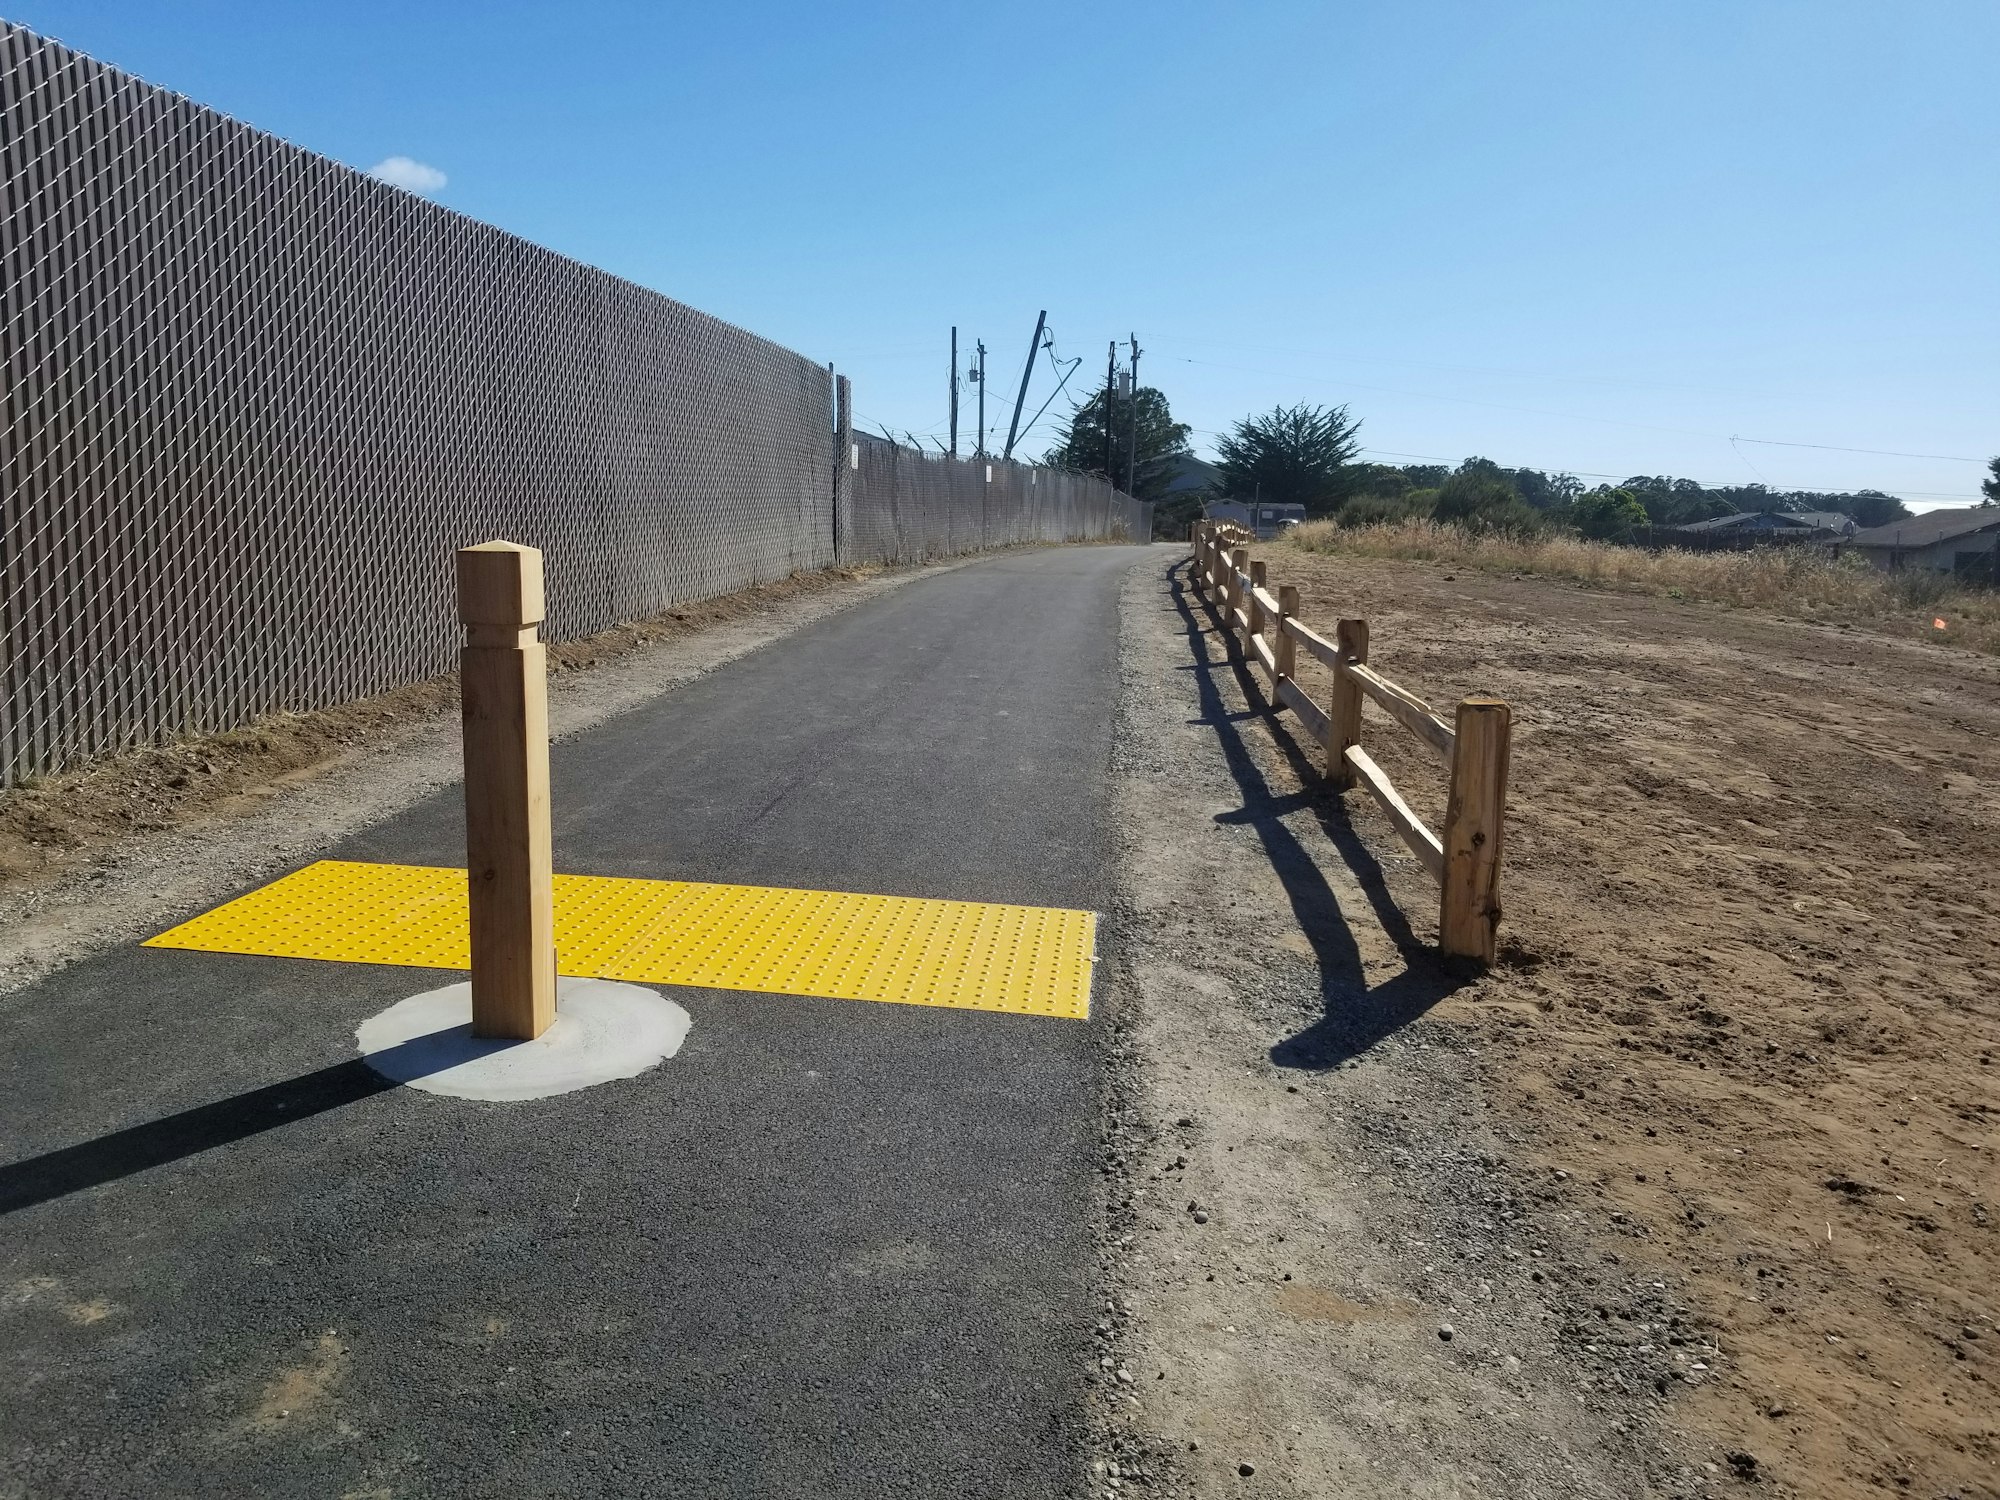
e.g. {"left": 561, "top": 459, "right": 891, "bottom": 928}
{"left": 1187, "top": 520, "right": 1513, "bottom": 964}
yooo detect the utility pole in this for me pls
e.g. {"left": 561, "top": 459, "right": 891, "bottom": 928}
{"left": 973, "top": 340, "right": 987, "bottom": 458}
{"left": 1125, "top": 333, "right": 1142, "bottom": 496}
{"left": 1103, "top": 340, "right": 1117, "bottom": 480}
{"left": 949, "top": 327, "right": 959, "bottom": 457}
{"left": 1002, "top": 309, "right": 1047, "bottom": 460}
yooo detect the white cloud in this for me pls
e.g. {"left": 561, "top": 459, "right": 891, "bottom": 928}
{"left": 366, "top": 156, "right": 447, "bottom": 195}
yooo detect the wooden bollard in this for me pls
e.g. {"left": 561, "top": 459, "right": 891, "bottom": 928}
{"left": 1439, "top": 696, "right": 1512, "bottom": 964}
{"left": 457, "top": 541, "right": 557, "bottom": 1040}
{"left": 1326, "top": 618, "right": 1369, "bottom": 785}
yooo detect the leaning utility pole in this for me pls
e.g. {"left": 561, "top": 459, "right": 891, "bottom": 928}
{"left": 1103, "top": 340, "right": 1118, "bottom": 479}
{"left": 973, "top": 340, "right": 987, "bottom": 458}
{"left": 1125, "top": 333, "right": 1142, "bottom": 496}
{"left": 949, "top": 327, "right": 959, "bottom": 457}
{"left": 1002, "top": 309, "right": 1046, "bottom": 460}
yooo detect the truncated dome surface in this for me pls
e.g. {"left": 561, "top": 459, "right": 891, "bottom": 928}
{"left": 146, "top": 860, "right": 1097, "bottom": 1019}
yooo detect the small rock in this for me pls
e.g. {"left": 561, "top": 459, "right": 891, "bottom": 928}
{"left": 1238, "top": 1461, "right": 1256, "bottom": 1477}
{"left": 1726, "top": 1449, "right": 1760, "bottom": 1480}
{"left": 1193, "top": 1210, "right": 1210, "bottom": 1224}
{"left": 1438, "top": 1324, "right": 1455, "bottom": 1342}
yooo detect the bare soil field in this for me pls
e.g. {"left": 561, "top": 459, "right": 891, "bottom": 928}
{"left": 1098, "top": 546, "right": 1994, "bottom": 1499}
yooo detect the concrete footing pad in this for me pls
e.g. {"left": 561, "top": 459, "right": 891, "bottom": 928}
{"left": 355, "top": 977, "right": 691, "bottom": 1101}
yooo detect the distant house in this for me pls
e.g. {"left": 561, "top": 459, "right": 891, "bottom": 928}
{"left": 1838, "top": 506, "right": 2000, "bottom": 575}
{"left": 1203, "top": 499, "right": 1307, "bottom": 541}
{"left": 1665, "top": 509, "right": 1856, "bottom": 547}
{"left": 1161, "top": 455, "right": 1223, "bottom": 498}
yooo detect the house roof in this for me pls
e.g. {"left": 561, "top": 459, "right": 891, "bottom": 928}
{"left": 1162, "top": 455, "right": 1222, "bottom": 495}
{"left": 1673, "top": 511, "right": 1760, "bottom": 532}
{"left": 1847, "top": 506, "right": 2000, "bottom": 549}
{"left": 1673, "top": 509, "right": 1853, "bottom": 534}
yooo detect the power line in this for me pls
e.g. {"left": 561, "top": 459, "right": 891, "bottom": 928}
{"left": 1161, "top": 334, "right": 1720, "bottom": 395}
{"left": 1165, "top": 350, "right": 1990, "bottom": 468}
{"left": 1167, "top": 354, "right": 1729, "bottom": 440}
{"left": 1730, "top": 436, "right": 1987, "bottom": 463}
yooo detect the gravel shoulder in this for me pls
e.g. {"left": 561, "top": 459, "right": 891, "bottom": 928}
{"left": 1091, "top": 552, "right": 1677, "bottom": 1499}
{"left": 1090, "top": 547, "right": 1997, "bottom": 1500}
{"left": 0, "top": 558, "right": 972, "bottom": 1000}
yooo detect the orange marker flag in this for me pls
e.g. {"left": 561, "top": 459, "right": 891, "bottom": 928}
{"left": 1934, "top": 617, "right": 1948, "bottom": 631}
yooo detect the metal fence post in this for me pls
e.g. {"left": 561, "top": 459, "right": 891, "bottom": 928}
{"left": 834, "top": 374, "right": 853, "bottom": 565}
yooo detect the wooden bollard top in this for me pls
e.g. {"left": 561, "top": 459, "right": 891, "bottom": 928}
{"left": 456, "top": 541, "right": 545, "bottom": 629}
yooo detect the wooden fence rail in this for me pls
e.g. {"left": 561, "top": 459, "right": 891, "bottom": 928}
{"left": 1187, "top": 520, "right": 1512, "bottom": 963}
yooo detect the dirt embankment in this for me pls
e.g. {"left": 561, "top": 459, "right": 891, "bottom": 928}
{"left": 0, "top": 565, "right": 879, "bottom": 891}
{"left": 1106, "top": 546, "right": 1995, "bottom": 1499}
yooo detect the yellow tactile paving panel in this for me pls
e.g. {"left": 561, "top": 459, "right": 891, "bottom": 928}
{"left": 144, "top": 860, "right": 1095, "bottom": 1020}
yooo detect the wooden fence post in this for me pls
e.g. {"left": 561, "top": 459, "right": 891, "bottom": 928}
{"left": 1227, "top": 547, "right": 1249, "bottom": 651}
{"left": 1327, "top": 618, "right": 1369, "bottom": 784}
{"left": 1275, "top": 584, "right": 1298, "bottom": 682}
{"left": 457, "top": 541, "right": 558, "bottom": 1041}
{"left": 1439, "top": 695, "right": 1512, "bottom": 964}
{"left": 1246, "top": 559, "right": 1267, "bottom": 646}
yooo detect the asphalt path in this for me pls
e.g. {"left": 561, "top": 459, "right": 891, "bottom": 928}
{"left": 0, "top": 544, "right": 1147, "bottom": 1499}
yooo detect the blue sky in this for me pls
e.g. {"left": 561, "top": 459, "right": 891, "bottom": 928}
{"left": 11, "top": 0, "right": 1996, "bottom": 509}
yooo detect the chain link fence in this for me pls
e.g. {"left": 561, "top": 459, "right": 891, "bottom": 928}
{"left": 838, "top": 428, "right": 1150, "bottom": 566}
{"left": 0, "top": 23, "right": 1147, "bottom": 784}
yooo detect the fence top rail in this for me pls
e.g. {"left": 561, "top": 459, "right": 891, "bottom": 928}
{"left": 1279, "top": 613, "right": 1340, "bottom": 669}
{"left": 1340, "top": 659, "right": 1455, "bottom": 762}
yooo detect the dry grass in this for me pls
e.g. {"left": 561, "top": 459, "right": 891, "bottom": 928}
{"left": 1283, "top": 518, "right": 2000, "bottom": 653}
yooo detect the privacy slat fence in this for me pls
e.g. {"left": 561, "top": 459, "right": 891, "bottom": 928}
{"left": 1188, "top": 520, "right": 1513, "bottom": 964}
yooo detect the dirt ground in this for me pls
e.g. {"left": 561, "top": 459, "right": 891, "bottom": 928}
{"left": 1093, "top": 546, "right": 1995, "bottom": 1500}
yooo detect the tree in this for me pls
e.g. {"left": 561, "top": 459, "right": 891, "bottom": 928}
{"left": 1843, "top": 490, "right": 1909, "bottom": 528}
{"left": 1510, "top": 468, "right": 1582, "bottom": 509}
{"left": 1212, "top": 403, "right": 1364, "bottom": 514}
{"left": 1572, "top": 487, "right": 1648, "bottom": 542}
{"left": 1043, "top": 386, "right": 1191, "bottom": 503}
{"left": 1429, "top": 461, "right": 1543, "bottom": 536}
{"left": 1431, "top": 464, "right": 1520, "bottom": 525}
{"left": 1982, "top": 456, "right": 1999, "bottom": 506}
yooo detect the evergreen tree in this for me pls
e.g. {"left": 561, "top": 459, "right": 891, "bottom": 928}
{"left": 1213, "top": 403, "right": 1364, "bottom": 514}
{"left": 1044, "top": 386, "right": 1191, "bottom": 502}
